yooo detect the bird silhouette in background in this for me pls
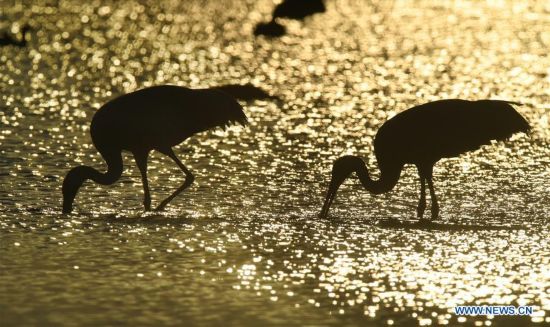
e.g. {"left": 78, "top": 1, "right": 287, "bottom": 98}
{"left": 254, "top": 0, "right": 326, "bottom": 37}
{"left": 272, "top": 0, "right": 326, "bottom": 20}
{"left": 319, "top": 99, "right": 530, "bottom": 220}
{"left": 0, "top": 24, "right": 30, "bottom": 47}
{"left": 62, "top": 85, "right": 248, "bottom": 214}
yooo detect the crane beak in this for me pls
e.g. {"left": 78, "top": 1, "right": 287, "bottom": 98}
{"left": 319, "top": 178, "right": 342, "bottom": 218}
{"left": 61, "top": 183, "right": 77, "bottom": 214}
{"left": 62, "top": 198, "right": 73, "bottom": 214}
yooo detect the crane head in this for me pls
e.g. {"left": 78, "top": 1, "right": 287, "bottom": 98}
{"left": 319, "top": 155, "right": 365, "bottom": 218}
{"left": 61, "top": 166, "right": 87, "bottom": 214}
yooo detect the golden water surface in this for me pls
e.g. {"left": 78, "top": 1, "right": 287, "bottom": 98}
{"left": 1, "top": 0, "right": 549, "bottom": 326}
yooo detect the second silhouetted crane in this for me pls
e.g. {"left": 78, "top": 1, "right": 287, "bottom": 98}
{"left": 254, "top": 0, "right": 326, "bottom": 37}
{"left": 62, "top": 85, "right": 248, "bottom": 213}
{"left": 319, "top": 99, "right": 530, "bottom": 220}
{"left": 271, "top": 0, "right": 326, "bottom": 20}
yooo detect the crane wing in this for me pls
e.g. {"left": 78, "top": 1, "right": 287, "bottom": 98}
{"left": 374, "top": 99, "right": 530, "bottom": 163}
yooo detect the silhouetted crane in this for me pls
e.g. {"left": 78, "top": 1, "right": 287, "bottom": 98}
{"left": 0, "top": 24, "right": 30, "bottom": 47}
{"left": 62, "top": 85, "right": 248, "bottom": 214}
{"left": 319, "top": 99, "right": 530, "bottom": 220}
{"left": 271, "top": 0, "right": 326, "bottom": 20}
{"left": 254, "top": 0, "right": 326, "bottom": 37}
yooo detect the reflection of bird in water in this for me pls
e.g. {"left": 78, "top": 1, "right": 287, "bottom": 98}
{"left": 0, "top": 24, "right": 30, "bottom": 47}
{"left": 254, "top": 0, "right": 326, "bottom": 37}
{"left": 62, "top": 85, "right": 248, "bottom": 214}
{"left": 320, "top": 99, "right": 530, "bottom": 220}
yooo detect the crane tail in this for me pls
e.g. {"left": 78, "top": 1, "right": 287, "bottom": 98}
{"left": 490, "top": 100, "right": 525, "bottom": 107}
{"left": 197, "top": 88, "right": 249, "bottom": 132}
{"left": 506, "top": 101, "right": 524, "bottom": 106}
{"left": 476, "top": 100, "right": 531, "bottom": 139}
{"left": 211, "top": 83, "right": 278, "bottom": 102}
{"left": 219, "top": 104, "right": 248, "bottom": 128}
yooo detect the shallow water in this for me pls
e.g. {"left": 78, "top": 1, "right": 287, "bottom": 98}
{"left": 1, "top": 0, "right": 549, "bottom": 326}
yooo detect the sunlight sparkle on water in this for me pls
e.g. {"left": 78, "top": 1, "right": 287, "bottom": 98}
{"left": 0, "top": 0, "right": 549, "bottom": 326}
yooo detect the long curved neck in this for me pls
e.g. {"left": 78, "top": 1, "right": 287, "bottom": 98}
{"left": 75, "top": 165, "right": 118, "bottom": 186}
{"left": 81, "top": 150, "right": 123, "bottom": 185}
{"left": 355, "top": 158, "right": 402, "bottom": 195}
{"left": 62, "top": 150, "right": 123, "bottom": 213}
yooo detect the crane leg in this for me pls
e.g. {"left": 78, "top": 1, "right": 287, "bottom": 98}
{"left": 417, "top": 173, "right": 427, "bottom": 219}
{"left": 133, "top": 151, "right": 151, "bottom": 211}
{"left": 156, "top": 147, "right": 195, "bottom": 211}
{"left": 426, "top": 169, "right": 439, "bottom": 220}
